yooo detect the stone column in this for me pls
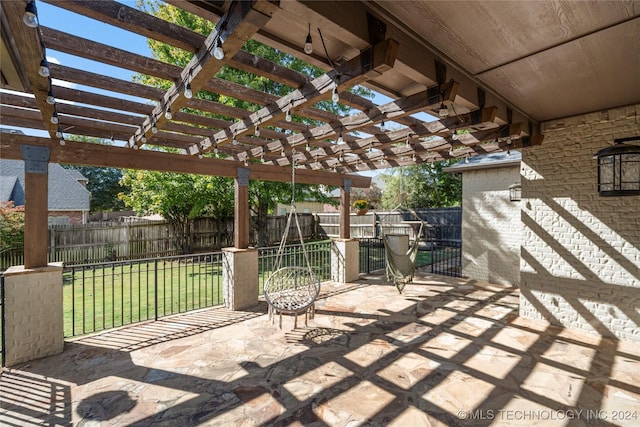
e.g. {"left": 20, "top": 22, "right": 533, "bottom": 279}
{"left": 3, "top": 264, "right": 64, "bottom": 367}
{"left": 331, "top": 238, "right": 360, "bottom": 283}
{"left": 222, "top": 247, "right": 259, "bottom": 310}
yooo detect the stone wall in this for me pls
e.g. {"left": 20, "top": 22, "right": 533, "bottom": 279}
{"left": 520, "top": 105, "right": 640, "bottom": 341}
{"left": 462, "top": 166, "right": 521, "bottom": 286}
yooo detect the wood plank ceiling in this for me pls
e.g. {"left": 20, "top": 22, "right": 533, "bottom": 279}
{"left": 9, "top": 0, "right": 630, "bottom": 182}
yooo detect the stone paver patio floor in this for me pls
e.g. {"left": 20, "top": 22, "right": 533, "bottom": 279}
{"left": 1, "top": 269, "right": 639, "bottom": 426}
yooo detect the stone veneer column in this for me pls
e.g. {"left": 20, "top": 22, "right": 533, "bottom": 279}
{"left": 3, "top": 264, "right": 64, "bottom": 366}
{"left": 222, "top": 247, "right": 258, "bottom": 310}
{"left": 331, "top": 238, "right": 360, "bottom": 283}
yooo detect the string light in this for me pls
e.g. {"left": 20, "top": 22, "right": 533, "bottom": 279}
{"left": 449, "top": 147, "right": 454, "bottom": 156}
{"left": 23, "top": 1, "right": 38, "bottom": 28}
{"left": 232, "top": 136, "right": 239, "bottom": 145}
{"left": 151, "top": 123, "right": 158, "bottom": 134}
{"left": 198, "top": 153, "right": 203, "bottom": 159}
{"left": 214, "top": 143, "right": 219, "bottom": 154}
{"left": 55, "top": 127, "right": 62, "bottom": 138}
{"left": 45, "top": 89, "right": 55, "bottom": 105}
{"left": 140, "top": 135, "right": 147, "bottom": 143}
{"left": 183, "top": 83, "right": 193, "bottom": 99}
{"left": 331, "top": 85, "right": 339, "bottom": 103}
{"left": 305, "top": 143, "right": 311, "bottom": 151}
{"left": 244, "top": 159, "right": 249, "bottom": 167}
{"left": 438, "top": 102, "right": 449, "bottom": 118}
{"left": 38, "top": 58, "right": 49, "bottom": 77}
{"left": 465, "top": 155, "right": 470, "bottom": 164}
{"left": 304, "top": 23, "right": 313, "bottom": 55}
{"left": 451, "top": 131, "right": 458, "bottom": 141}
{"left": 405, "top": 136, "right": 411, "bottom": 147}
{"left": 213, "top": 38, "right": 224, "bottom": 60}
{"left": 165, "top": 107, "right": 172, "bottom": 120}
{"left": 254, "top": 126, "right": 260, "bottom": 137}
{"left": 50, "top": 108, "right": 58, "bottom": 124}
{"left": 59, "top": 136, "right": 65, "bottom": 146}
{"left": 380, "top": 115, "right": 386, "bottom": 131}
{"left": 285, "top": 109, "right": 292, "bottom": 122}
{"left": 337, "top": 127, "right": 344, "bottom": 144}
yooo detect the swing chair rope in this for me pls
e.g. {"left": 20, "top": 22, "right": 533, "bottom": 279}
{"left": 272, "top": 159, "right": 313, "bottom": 273}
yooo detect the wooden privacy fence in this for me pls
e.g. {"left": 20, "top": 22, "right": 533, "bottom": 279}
{"left": 316, "top": 207, "right": 461, "bottom": 240}
{"left": 1, "top": 208, "right": 460, "bottom": 269}
{"left": 1, "top": 215, "right": 316, "bottom": 269}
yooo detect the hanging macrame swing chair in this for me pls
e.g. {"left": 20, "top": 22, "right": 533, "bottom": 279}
{"left": 383, "top": 219, "right": 424, "bottom": 294}
{"left": 263, "top": 161, "right": 321, "bottom": 329}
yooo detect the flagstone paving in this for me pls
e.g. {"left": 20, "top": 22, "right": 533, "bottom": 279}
{"left": 1, "top": 269, "right": 639, "bottom": 426}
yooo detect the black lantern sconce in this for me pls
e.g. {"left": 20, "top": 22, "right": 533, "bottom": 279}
{"left": 508, "top": 183, "right": 521, "bottom": 202}
{"left": 595, "top": 136, "right": 640, "bottom": 196}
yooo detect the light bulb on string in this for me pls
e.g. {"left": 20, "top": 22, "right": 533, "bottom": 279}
{"left": 254, "top": 126, "right": 260, "bottom": 137}
{"left": 23, "top": 1, "right": 38, "bottom": 28}
{"left": 55, "top": 127, "right": 63, "bottom": 138}
{"left": 438, "top": 102, "right": 449, "bottom": 118}
{"left": 50, "top": 109, "right": 58, "bottom": 124}
{"left": 213, "top": 38, "right": 224, "bottom": 60}
{"left": 232, "top": 136, "right": 239, "bottom": 145}
{"left": 337, "top": 129, "right": 344, "bottom": 144}
{"left": 304, "top": 23, "right": 313, "bottom": 55}
{"left": 183, "top": 83, "right": 193, "bottom": 99}
{"left": 140, "top": 135, "right": 147, "bottom": 144}
{"left": 165, "top": 107, "right": 172, "bottom": 120}
{"left": 380, "top": 117, "right": 386, "bottom": 132}
{"left": 331, "top": 85, "right": 339, "bottom": 103}
{"left": 151, "top": 123, "right": 158, "bottom": 134}
{"left": 285, "top": 109, "right": 292, "bottom": 122}
{"left": 59, "top": 136, "right": 65, "bottom": 146}
{"left": 38, "top": 59, "right": 49, "bottom": 77}
{"left": 46, "top": 89, "right": 55, "bottom": 105}
{"left": 244, "top": 159, "right": 248, "bottom": 167}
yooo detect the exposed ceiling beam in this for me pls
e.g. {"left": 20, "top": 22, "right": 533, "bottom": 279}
{"left": 1, "top": 133, "right": 372, "bottom": 188}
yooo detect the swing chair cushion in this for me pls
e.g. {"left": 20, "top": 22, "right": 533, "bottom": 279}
{"left": 264, "top": 266, "right": 320, "bottom": 314}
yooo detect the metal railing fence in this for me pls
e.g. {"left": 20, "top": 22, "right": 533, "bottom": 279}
{"left": 257, "top": 240, "right": 332, "bottom": 294}
{"left": 64, "top": 252, "right": 224, "bottom": 337}
{"left": 62, "top": 241, "right": 333, "bottom": 338}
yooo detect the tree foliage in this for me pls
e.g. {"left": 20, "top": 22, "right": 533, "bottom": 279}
{"left": 127, "top": 1, "right": 371, "bottom": 248}
{"left": 63, "top": 135, "right": 129, "bottom": 213}
{"left": 380, "top": 160, "right": 462, "bottom": 209}
{"left": 119, "top": 171, "right": 234, "bottom": 253}
{"left": 0, "top": 201, "right": 25, "bottom": 253}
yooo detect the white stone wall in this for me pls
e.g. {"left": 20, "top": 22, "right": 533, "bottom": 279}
{"left": 3, "top": 264, "right": 64, "bottom": 366}
{"left": 520, "top": 105, "right": 640, "bottom": 342}
{"left": 462, "top": 167, "right": 522, "bottom": 286}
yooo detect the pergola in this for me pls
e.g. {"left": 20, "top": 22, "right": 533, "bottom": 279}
{"left": 3, "top": 0, "right": 604, "bottom": 267}
{"left": 1, "top": 0, "right": 639, "bottom": 391}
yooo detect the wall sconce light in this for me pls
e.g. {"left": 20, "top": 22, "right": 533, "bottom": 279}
{"left": 508, "top": 183, "right": 521, "bottom": 202}
{"left": 595, "top": 136, "right": 640, "bottom": 196}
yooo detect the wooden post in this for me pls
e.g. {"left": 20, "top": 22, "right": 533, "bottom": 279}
{"left": 339, "top": 179, "right": 351, "bottom": 239}
{"left": 234, "top": 167, "right": 250, "bottom": 249}
{"left": 21, "top": 145, "right": 50, "bottom": 269}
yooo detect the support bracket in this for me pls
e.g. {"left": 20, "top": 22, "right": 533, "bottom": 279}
{"left": 237, "top": 167, "right": 250, "bottom": 186}
{"left": 20, "top": 145, "right": 50, "bottom": 174}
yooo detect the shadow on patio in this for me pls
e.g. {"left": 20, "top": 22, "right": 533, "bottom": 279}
{"left": 1, "top": 270, "right": 639, "bottom": 426}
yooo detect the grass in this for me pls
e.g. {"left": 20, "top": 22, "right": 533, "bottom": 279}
{"left": 63, "top": 241, "right": 333, "bottom": 337}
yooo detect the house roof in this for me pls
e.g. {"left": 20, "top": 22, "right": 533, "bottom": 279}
{"left": 0, "top": 159, "right": 90, "bottom": 210}
{"left": 443, "top": 151, "right": 521, "bottom": 173}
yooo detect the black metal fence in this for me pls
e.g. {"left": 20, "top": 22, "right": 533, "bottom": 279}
{"left": 64, "top": 252, "right": 224, "bottom": 337}
{"left": 63, "top": 241, "right": 333, "bottom": 338}
{"left": 359, "top": 238, "right": 386, "bottom": 273}
{"left": 359, "top": 236, "right": 462, "bottom": 278}
{"left": 430, "top": 239, "right": 462, "bottom": 277}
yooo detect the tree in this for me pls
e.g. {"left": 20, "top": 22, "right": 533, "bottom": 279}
{"left": 129, "top": 1, "right": 371, "bottom": 248}
{"left": 120, "top": 171, "right": 234, "bottom": 253}
{"left": 381, "top": 160, "right": 461, "bottom": 209}
{"left": 0, "top": 201, "right": 25, "bottom": 254}
{"left": 63, "top": 135, "right": 129, "bottom": 213}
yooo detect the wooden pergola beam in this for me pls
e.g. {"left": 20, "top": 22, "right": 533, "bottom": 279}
{"left": 133, "top": 0, "right": 278, "bottom": 148}
{"left": 196, "top": 38, "right": 399, "bottom": 154}
{"left": 0, "top": 133, "right": 372, "bottom": 188}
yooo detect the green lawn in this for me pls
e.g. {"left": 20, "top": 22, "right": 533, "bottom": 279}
{"left": 63, "top": 242, "right": 332, "bottom": 337}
